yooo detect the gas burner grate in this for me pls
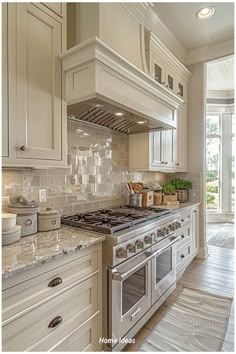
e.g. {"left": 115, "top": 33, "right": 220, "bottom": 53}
{"left": 61, "top": 205, "right": 171, "bottom": 234}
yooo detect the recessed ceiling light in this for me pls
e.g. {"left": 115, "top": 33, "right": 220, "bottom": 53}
{"left": 196, "top": 7, "right": 215, "bottom": 20}
{"left": 137, "top": 120, "right": 146, "bottom": 124}
{"left": 92, "top": 103, "right": 104, "bottom": 108}
{"left": 115, "top": 112, "right": 125, "bottom": 116}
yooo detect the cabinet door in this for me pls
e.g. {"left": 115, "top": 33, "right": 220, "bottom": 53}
{"left": 162, "top": 129, "right": 176, "bottom": 169}
{"left": 165, "top": 67, "right": 176, "bottom": 92}
{"left": 150, "top": 131, "right": 165, "bottom": 168}
{"left": 176, "top": 78, "right": 187, "bottom": 102}
{"left": 42, "top": 3, "right": 63, "bottom": 17}
{"left": 191, "top": 207, "right": 199, "bottom": 257}
{"left": 2, "top": 3, "right": 9, "bottom": 157}
{"left": 150, "top": 54, "right": 166, "bottom": 85}
{"left": 176, "top": 104, "right": 187, "bottom": 171}
{"left": 15, "top": 3, "right": 62, "bottom": 161}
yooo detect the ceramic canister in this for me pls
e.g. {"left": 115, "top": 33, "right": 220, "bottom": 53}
{"left": 37, "top": 208, "right": 61, "bottom": 232}
{"left": 8, "top": 196, "right": 40, "bottom": 237}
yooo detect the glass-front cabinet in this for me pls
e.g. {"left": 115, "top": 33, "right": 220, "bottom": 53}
{"left": 151, "top": 54, "right": 166, "bottom": 86}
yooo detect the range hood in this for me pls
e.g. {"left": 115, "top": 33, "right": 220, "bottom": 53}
{"left": 60, "top": 37, "right": 183, "bottom": 134}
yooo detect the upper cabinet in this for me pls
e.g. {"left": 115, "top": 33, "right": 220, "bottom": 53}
{"left": 2, "top": 3, "right": 67, "bottom": 168}
{"left": 129, "top": 130, "right": 177, "bottom": 172}
{"left": 145, "top": 31, "right": 191, "bottom": 103}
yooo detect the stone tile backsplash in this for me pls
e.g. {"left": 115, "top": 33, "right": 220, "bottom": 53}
{"left": 2, "top": 120, "right": 168, "bottom": 214}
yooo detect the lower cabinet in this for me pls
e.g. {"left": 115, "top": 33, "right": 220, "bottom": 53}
{"left": 176, "top": 205, "right": 200, "bottom": 279}
{"left": 2, "top": 244, "right": 102, "bottom": 352}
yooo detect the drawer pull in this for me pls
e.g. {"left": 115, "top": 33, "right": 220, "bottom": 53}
{"left": 48, "top": 316, "right": 62, "bottom": 328}
{"left": 51, "top": 219, "right": 57, "bottom": 225}
{"left": 181, "top": 219, "right": 184, "bottom": 222}
{"left": 181, "top": 254, "right": 185, "bottom": 258}
{"left": 181, "top": 235, "right": 185, "bottom": 239}
{"left": 48, "top": 277, "right": 62, "bottom": 288}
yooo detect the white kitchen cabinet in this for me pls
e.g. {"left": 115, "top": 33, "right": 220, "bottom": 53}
{"left": 176, "top": 104, "right": 187, "bottom": 171}
{"left": 2, "top": 3, "right": 9, "bottom": 158}
{"left": 2, "top": 2, "right": 67, "bottom": 168}
{"left": 191, "top": 206, "right": 200, "bottom": 257}
{"left": 145, "top": 31, "right": 191, "bottom": 103}
{"left": 129, "top": 130, "right": 176, "bottom": 172}
{"left": 2, "top": 244, "right": 102, "bottom": 352}
{"left": 42, "top": 3, "right": 64, "bottom": 18}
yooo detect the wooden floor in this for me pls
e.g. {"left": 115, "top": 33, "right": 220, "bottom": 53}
{"left": 124, "top": 244, "right": 234, "bottom": 352}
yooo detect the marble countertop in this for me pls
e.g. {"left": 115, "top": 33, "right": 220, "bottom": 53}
{"left": 2, "top": 226, "right": 105, "bottom": 280}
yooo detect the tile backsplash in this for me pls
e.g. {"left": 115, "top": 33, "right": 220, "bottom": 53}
{"left": 2, "top": 120, "right": 167, "bottom": 214}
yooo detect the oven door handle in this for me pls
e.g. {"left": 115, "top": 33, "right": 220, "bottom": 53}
{"left": 112, "top": 235, "right": 181, "bottom": 281}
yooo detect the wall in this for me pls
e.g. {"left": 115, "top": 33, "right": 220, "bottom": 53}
{"left": 2, "top": 120, "right": 167, "bottom": 214}
{"left": 187, "top": 62, "right": 207, "bottom": 257}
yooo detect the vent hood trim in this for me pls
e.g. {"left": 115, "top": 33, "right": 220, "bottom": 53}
{"left": 60, "top": 37, "right": 183, "bottom": 133}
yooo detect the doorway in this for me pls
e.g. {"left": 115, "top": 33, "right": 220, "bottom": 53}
{"left": 205, "top": 56, "right": 235, "bottom": 251}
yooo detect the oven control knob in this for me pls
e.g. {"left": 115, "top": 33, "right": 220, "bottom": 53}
{"left": 168, "top": 224, "right": 176, "bottom": 231}
{"left": 144, "top": 235, "right": 152, "bottom": 244}
{"left": 157, "top": 229, "right": 166, "bottom": 237}
{"left": 116, "top": 247, "right": 128, "bottom": 258}
{"left": 126, "top": 243, "right": 137, "bottom": 253}
{"left": 164, "top": 227, "right": 170, "bottom": 235}
{"left": 135, "top": 240, "right": 144, "bottom": 249}
{"left": 176, "top": 222, "right": 181, "bottom": 229}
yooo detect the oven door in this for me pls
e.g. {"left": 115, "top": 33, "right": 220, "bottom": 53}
{"left": 151, "top": 234, "right": 179, "bottom": 305}
{"left": 110, "top": 252, "right": 152, "bottom": 345}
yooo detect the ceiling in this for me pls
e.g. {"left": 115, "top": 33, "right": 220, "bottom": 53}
{"left": 207, "top": 56, "right": 234, "bottom": 91}
{"left": 152, "top": 3, "right": 234, "bottom": 51}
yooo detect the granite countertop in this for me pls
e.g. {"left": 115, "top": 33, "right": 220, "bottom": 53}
{"left": 2, "top": 226, "right": 105, "bottom": 280}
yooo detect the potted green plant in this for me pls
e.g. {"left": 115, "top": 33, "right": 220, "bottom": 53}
{"left": 169, "top": 178, "right": 192, "bottom": 203}
{"left": 162, "top": 183, "right": 177, "bottom": 204}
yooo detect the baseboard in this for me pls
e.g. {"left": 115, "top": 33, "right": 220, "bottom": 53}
{"left": 197, "top": 246, "right": 209, "bottom": 259}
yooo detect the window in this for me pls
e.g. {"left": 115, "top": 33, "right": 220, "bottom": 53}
{"left": 206, "top": 114, "right": 221, "bottom": 210}
{"left": 206, "top": 111, "right": 235, "bottom": 213}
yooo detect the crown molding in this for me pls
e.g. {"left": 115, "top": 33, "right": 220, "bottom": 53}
{"left": 144, "top": 7, "right": 187, "bottom": 64}
{"left": 185, "top": 39, "right": 234, "bottom": 65}
{"left": 207, "top": 90, "right": 234, "bottom": 99}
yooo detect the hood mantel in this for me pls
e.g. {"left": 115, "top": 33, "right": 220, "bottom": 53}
{"left": 60, "top": 36, "right": 183, "bottom": 132}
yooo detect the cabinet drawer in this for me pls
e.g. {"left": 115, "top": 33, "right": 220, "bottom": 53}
{"left": 176, "top": 242, "right": 191, "bottom": 266}
{"left": 50, "top": 314, "right": 101, "bottom": 352}
{"left": 177, "top": 225, "right": 191, "bottom": 250}
{"left": 179, "top": 209, "right": 191, "bottom": 227}
{"left": 3, "top": 250, "right": 98, "bottom": 322}
{"left": 3, "top": 275, "right": 99, "bottom": 352}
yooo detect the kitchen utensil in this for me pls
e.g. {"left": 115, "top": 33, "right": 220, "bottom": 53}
{"left": 2, "top": 213, "right": 17, "bottom": 231}
{"left": 38, "top": 208, "right": 61, "bottom": 232}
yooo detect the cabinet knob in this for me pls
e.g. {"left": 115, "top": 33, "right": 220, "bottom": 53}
{"left": 166, "top": 84, "right": 169, "bottom": 88}
{"left": 20, "top": 145, "right": 26, "bottom": 151}
{"left": 181, "top": 254, "right": 185, "bottom": 258}
{"left": 161, "top": 161, "right": 165, "bottom": 164}
{"left": 176, "top": 163, "right": 180, "bottom": 166}
{"left": 48, "top": 316, "right": 62, "bottom": 328}
{"left": 165, "top": 162, "right": 168, "bottom": 164}
{"left": 48, "top": 277, "right": 62, "bottom": 287}
{"left": 161, "top": 82, "right": 165, "bottom": 85}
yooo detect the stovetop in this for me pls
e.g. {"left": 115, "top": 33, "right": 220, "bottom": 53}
{"left": 61, "top": 206, "right": 171, "bottom": 234}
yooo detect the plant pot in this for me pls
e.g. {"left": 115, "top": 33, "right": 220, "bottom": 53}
{"left": 176, "top": 189, "right": 188, "bottom": 203}
{"left": 162, "top": 193, "right": 177, "bottom": 204}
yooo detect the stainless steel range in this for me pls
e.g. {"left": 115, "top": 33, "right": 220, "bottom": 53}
{"left": 61, "top": 206, "right": 181, "bottom": 351}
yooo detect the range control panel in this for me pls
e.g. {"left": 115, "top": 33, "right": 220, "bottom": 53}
{"left": 113, "top": 220, "right": 181, "bottom": 265}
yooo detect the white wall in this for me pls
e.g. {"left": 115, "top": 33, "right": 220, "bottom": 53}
{"left": 187, "top": 62, "right": 207, "bottom": 257}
